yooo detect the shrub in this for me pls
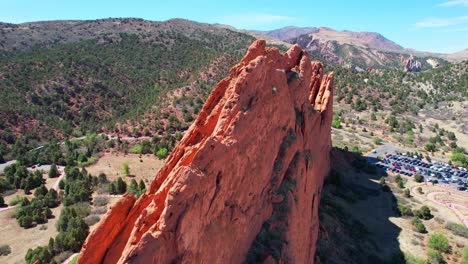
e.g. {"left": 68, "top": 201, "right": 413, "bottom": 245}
{"left": 156, "top": 148, "right": 168, "bottom": 159}
{"left": 9, "top": 195, "right": 23, "bottom": 206}
{"left": 331, "top": 120, "right": 342, "bottom": 129}
{"left": 404, "top": 188, "right": 411, "bottom": 198}
{"left": 373, "top": 137, "right": 383, "bottom": 145}
{"left": 379, "top": 177, "right": 386, "bottom": 185}
{"left": 116, "top": 178, "right": 127, "bottom": 194}
{"left": 84, "top": 214, "right": 101, "bottom": 226}
{"left": 58, "top": 179, "right": 65, "bottom": 189}
{"left": 428, "top": 233, "right": 450, "bottom": 253}
{"left": 404, "top": 252, "right": 426, "bottom": 264}
{"left": 18, "top": 215, "right": 34, "bottom": 228}
{"left": 98, "top": 173, "right": 107, "bottom": 183}
{"left": 0, "top": 195, "right": 5, "bottom": 207}
{"left": 91, "top": 206, "right": 107, "bottom": 215}
{"left": 0, "top": 244, "right": 11, "bottom": 256}
{"left": 108, "top": 182, "right": 116, "bottom": 194}
{"left": 425, "top": 143, "right": 436, "bottom": 152}
{"left": 414, "top": 173, "right": 423, "bottom": 183}
{"left": 25, "top": 246, "right": 52, "bottom": 264}
{"left": 399, "top": 205, "right": 413, "bottom": 217}
{"left": 48, "top": 164, "right": 59, "bottom": 178}
{"left": 53, "top": 251, "right": 73, "bottom": 264}
{"left": 412, "top": 217, "right": 427, "bottom": 233}
{"left": 445, "top": 222, "right": 468, "bottom": 238}
{"left": 415, "top": 206, "right": 433, "bottom": 220}
{"left": 427, "top": 249, "right": 444, "bottom": 264}
{"left": 397, "top": 180, "right": 404, "bottom": 189}
{"left": 395, "top": 175, "right": 404, "bottom": 188}
{"left": 417, "top": 187, "right": 423, "bottom": 194}
{"left": 122, "top": 163, "right": 130, "bottom": 176}
{"left": 462, "top": 247, "right": 468, "bottom": 264}
{"left": 93, "top": 196, "right": 108, "bottom": 206}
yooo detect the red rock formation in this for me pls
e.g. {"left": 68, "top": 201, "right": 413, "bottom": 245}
{"left": 78, "top": 40, "right": 333, "bottom": 264}
{"left": 401, "top": 55, "right": 421, "bottom": 72}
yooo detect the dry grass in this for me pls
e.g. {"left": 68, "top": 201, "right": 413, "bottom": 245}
{"left": 0, "top": 205, "right": 62, "bottom": 264}
{"left": 85, "top": 152, "right": 165, "bottom": 184}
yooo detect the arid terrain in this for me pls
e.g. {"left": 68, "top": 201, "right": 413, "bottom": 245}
{"left": 0, "top": 15, "right": 466, "bottom": 264}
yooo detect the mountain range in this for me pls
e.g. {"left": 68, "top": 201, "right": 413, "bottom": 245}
{"left": 0, "top": 18, "right": 466, "bottom": 156}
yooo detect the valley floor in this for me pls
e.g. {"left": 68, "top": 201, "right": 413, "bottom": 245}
{"left": 0, "top": 151, "right": 165, "bottom": 264}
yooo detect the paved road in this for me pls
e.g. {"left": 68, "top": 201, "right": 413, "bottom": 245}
{"left": 0, "top": 160, "right": 17, "bottom": 175}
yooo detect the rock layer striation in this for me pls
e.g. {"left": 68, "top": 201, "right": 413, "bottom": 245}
{"left": 78, "top": 40, "right": 334, "bottom": 264}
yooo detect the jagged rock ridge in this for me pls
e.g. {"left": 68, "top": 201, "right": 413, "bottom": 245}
{"left": 78, "top": 40, "right": 334, "bottom": 264}
{"left": 402, "top": 55, "right": 422, "bottom": 72}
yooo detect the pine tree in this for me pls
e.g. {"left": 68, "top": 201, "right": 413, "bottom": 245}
{"left": 48, "top": 164, "right": 59, "bottom": 178}
{"left": 108, "top": 182, "right": 116, "bottom": 194}
{"left": 128, "top": 179, "right": 138, "bottom": 195}
{"left": 138, "top": 180, "right": 146, "bottom": 192}
{"left": 116, "top": 178, "right": 127, "bottom": 194}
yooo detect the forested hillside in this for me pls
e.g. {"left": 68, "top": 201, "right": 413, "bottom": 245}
{"left": 0, "top": 19, "right": 254, "bottom": 160}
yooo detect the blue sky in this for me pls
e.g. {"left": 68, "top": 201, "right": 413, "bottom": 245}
{"left": 1, "top": 0, "right": 467, "bottom": 53}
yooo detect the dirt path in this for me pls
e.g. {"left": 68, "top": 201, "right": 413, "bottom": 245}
{"left": 426, "top": 191, "right": 468, "bottom": 227}
{"left": 51, "top": 167, "right": 65, "bottom": 191}
{"left": 0, "top": 205, "right": 15, "bottom": 212}
{"left": 411, "top": 185, "right": 468, "bottom": 227}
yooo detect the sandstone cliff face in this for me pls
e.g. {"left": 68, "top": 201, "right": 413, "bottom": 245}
{"left": 78, "top": 40, "right": 333, "bottom": 264}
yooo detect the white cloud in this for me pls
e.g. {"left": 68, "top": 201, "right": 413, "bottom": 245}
{"left": 443, "top": 27, "right": 468, "bottom": 32}
{"left": 415, "top": 16, "right": 468, "bottom": 28}
{"left": 439, "top": 0, "right": 468, "bottom": 7}
{"left": 217, "top": 13, "right": 295, "bottom": 29}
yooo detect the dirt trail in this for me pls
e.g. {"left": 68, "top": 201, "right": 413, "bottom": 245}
{"left": 0, "top": 205, "right": 15, "bottom": 212}
{"left": 51, "top": 167, "right": 65, "bottom": 191}
{"left": 411, "top": 185, "right": 468, "bottom": 227}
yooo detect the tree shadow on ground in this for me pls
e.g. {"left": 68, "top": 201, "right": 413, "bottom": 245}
{"left": 316, "top": 148, "right": 406, "bottom": 264}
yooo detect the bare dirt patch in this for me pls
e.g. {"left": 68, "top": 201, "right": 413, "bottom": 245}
{"left": 85, "top": 152, "right": 165, "bottom": 184}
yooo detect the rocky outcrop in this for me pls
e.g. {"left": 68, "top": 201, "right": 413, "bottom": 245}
{"left": 402, "top": 55, "right": 421, "bottom": 72}
{"left": 426, "top": 58, "right": 440, "bottom": 68}
{"left": 78, "top": 40, "right": 334, "bottom": 264}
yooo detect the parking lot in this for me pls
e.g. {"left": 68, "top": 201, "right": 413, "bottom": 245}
{"left": 368, "top": 151, "right": 468, "bottom": 192}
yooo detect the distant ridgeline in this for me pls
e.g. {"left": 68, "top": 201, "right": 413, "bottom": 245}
{"left": 0, "top": 18, "right": 255, "bottom": 160}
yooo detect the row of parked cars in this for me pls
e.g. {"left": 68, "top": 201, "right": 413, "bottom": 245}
{"left": 376, "top": 153, "right": 468, "bottom": 192}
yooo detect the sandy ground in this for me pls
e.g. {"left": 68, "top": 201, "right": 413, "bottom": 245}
{"left": 0, "top": 205, "right": 62, "bottom": 264}
{"left": 85, "top": 152, "right": 165, "bottom": 184}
